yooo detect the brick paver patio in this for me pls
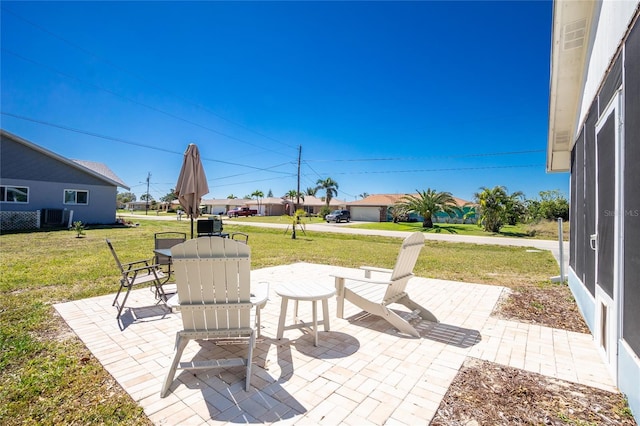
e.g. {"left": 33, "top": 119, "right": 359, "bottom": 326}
{"left": 54, "top": 262, "right": 615, "bottom": 425}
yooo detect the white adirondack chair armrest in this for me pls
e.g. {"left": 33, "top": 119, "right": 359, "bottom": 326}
{"left": 331, "top": 274, "right": 393, "bottom": 286}
{"left": 359, "top": 266, "right": 393, "bottom": 275}
{"left": 250, "top": 281, "right": 269, "bottom": 308}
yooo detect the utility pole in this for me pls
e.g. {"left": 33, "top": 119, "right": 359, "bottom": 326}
{"left": 145, "top": 172, "right": 151, "bottom": 215}
{"left": 292, "top": 145, "right": 301, "bottom": 239}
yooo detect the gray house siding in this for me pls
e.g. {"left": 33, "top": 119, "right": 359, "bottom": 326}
{"left": 1, "top": 131, "right": 127, "bottom": 225}
{"left": 1, "top": 135, "right": 108, "bottom": 186}
{"left": 1, "top": 178, "right": 118, "bottom": 224}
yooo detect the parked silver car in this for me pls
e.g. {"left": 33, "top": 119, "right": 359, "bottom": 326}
{"left": 325, "top": 209, "right": 350, "bottom": 223}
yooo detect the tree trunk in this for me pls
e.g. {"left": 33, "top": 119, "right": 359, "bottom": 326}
{"left": 422, "top": 216, "right": 434, "bottom": 228}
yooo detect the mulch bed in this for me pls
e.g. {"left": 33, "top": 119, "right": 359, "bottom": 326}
{"left": 432, "top": 358, "right": 636, "bottom": 425}
{"left": 430, "top": 284, "right": 637, "bottom": 425}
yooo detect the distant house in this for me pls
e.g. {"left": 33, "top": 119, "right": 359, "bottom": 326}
{"left": 296, "top": 195, "right": 346, "bottom": 216}
{"left": 246, "top": 197, "right": 288, "bottom": 216}
{"left": 546, "top": 1, "right": 639, "bottom": 419}
{"left": 0, "top": 130, "right": 129, "bottom": 227}
{"left": 198, "top": 196, "right": 347, "bottom": 217}
{"left": 200, "top": 199, "right": 251, "bottom": 216}
{"left": 347, "top": 193, "right": 475, "bottom": 223}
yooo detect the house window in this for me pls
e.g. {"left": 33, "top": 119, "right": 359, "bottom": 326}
{"left": 64, "top": 189, "right": 89, "bottom": 205}
{"left": 0, "top": 186, "right": 29, "bottom": 203}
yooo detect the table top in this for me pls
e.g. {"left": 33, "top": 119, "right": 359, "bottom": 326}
{"left": 275, "top": 282, "right": 336, "bottom": 301}
{"left": 154, "top": 248, "right": 172, "bottom": 257}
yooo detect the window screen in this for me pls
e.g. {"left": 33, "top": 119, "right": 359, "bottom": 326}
{"left": 623, "top": 20, "right": 640, "bottom": 354}
{"left": 596, "top": 114, "right": 615, "bottom": 298}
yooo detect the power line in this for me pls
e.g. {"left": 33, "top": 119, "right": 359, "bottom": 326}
{"left": 2, "top": 48, "right": 293, "bottom": 157}
{"left": 304, "top": 150, "right": 545, "bottom": 163}
{"left": 1, "top": 112, "right": 293, "bottom": 174}
{"left": 322, "top": 164, "right": 542, "bottom": 175}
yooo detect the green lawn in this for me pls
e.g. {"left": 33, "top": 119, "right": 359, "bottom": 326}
{"left": 0, "top": 219, "right": 559, "bottom": 423}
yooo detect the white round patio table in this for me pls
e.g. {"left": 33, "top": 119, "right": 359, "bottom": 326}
{"left": 275, "top": 282, "right": 336, "bottom": 346}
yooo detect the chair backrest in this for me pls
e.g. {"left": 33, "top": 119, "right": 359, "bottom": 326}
{"left": 212, "top": 218, "right": 223, "bottom": 233}
{"left": 106, "top": 239, "right": 124, "bottom": 274}
{"left": 154, "top": 232, "right": 187, "bottom": 266}
{"left": 385, "top": 232, "right": 425, "bottom": 297}
{"left": 171, "top": 237, "right": 252, "bottom": 332}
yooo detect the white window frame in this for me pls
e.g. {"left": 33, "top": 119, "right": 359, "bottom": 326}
{"left": 64, "top": 189, "right": 89, "bottom": 205}
{"left": 0, "top": 185, "right": 30, "bottom": 203}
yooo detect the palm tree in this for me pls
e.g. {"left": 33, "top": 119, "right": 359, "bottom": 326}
{"left": 358, "top": 192, "right": 370, "bottom": 199}
{"left": 285, "top": 189, "right": 305, "bottom": 202}
{"left": 474, "top": 186, "right": 509, "bottom": 232}
{"left": 226, "top": 194, "right": 238, "bottom": 199}
{"left": 396, "top": 189, "right": 460, "bottom": 228}
{"left": 305, "top": 187, "right": 317, "bottom": 196}
{"left": 251, "top": 190, "right": 264, "bottom": 215}
{"left": 316, "top": 177, "right": 339, "bottom": 208}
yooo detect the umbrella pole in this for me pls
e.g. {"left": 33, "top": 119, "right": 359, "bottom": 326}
{"left": 190, "top": 216, "right": 194, "bottom": 239}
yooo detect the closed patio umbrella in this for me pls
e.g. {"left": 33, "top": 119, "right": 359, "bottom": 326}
{"left": 175, "top": 143, "right": 209, "bottom": 238}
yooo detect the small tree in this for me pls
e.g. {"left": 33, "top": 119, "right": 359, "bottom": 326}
{"left": 284, "top": 208, "right": 307, "bottom": 239}
{"left": 319, "top": 205, "right": 332, "bottom": 219}
{"left": 388, "top": 204, "right": 409, "bottom": 223}
{"left": 474, "top": 186, "right": 509, "bottom": 232}
{"left": 71, "top": 221, "right": 85, "bottom": 238}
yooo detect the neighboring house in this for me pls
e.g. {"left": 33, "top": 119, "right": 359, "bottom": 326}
{"left": 348, "top": 193, "right": 475, "bottom": 223}
{"left": 547, "top": 1, "right": 639, "bottom": 420}
{"left": 245, "top": 197, "right": 289, "bottom": 216}
{"left": 296, "top": 195, "right": 346, "bottom": 216}
{"left": 124, "top": 200, "right": 157, "bottom": 211}
{"left": 0, "top": 129, "right": 129, "bottom": 227}
{"left": 200, "top": 199, "right": 251, "bottom": 215}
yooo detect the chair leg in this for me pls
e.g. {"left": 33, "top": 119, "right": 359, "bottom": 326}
{"left": 245, "top": 330, "right": 256, "bottom": 391}
{"left": 112, "top": 281, "right": 125, "bottom": 306}
{"left": 397, "top": 295, "right": 439, "bottom": 323}
{"left": 116, "top": 286, "right": 133, "bottom": 319}
{"left": 160, "top": 334, "right": 189, "bottom": 398}
{"left": 382, "top": 307, "right": 420, "bottom": 338}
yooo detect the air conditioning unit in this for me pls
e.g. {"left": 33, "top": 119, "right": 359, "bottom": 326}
{"left": 41, "top": 209, "right": 63, "bottom": 225}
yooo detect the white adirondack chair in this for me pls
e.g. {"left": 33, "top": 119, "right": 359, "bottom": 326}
{"left": 332, "top": 232, "right": 438, "bottom": 337}
{"left": 161, "top": 237, "right": 262, "bottom": 397}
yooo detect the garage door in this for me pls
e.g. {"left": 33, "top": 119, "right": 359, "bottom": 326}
{"left": 351, "top": 207, "right": 380, "bottom": 222}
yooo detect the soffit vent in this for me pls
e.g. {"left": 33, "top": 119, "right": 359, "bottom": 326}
{"left": 555, "top": 130, "right": 571, "bottom": 146}
{"left": 563, "top": 18, "right": 587, "bottom": 50}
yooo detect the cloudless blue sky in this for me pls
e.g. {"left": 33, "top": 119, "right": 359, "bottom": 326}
{"left": 1, "top": 1, "right": 567, "bottom": 202}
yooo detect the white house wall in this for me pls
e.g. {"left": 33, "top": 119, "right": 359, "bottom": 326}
{"left": 577, "top": 1, "right": 638, "bottom": 136}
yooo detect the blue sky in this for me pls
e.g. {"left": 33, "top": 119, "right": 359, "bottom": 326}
{"left": 1, "top": 1, "right": 567, "bottom": 203}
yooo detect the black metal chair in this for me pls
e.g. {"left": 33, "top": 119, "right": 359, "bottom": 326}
{"left": 106, "top": 239, "right": 166, "bottom": 319}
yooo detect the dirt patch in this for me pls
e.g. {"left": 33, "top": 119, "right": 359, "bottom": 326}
{"left": 494, "top": 283, "right": 590, "bottom": 334}
{"left": 432, "top": 358, "right": 636, "bottom": 425}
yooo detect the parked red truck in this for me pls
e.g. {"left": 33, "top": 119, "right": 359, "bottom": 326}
{"left": 227, "top": 207, "right": 258, "bottom": 217}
